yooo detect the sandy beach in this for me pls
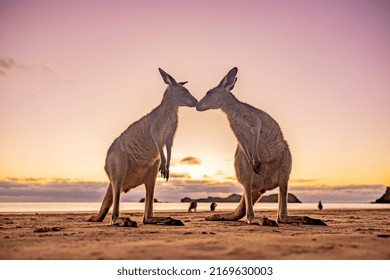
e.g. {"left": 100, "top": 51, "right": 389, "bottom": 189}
{"left": 0, "top": 208, "right": 389, "bottom": 260}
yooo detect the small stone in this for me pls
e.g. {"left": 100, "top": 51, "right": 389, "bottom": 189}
{"left": 34, "top": 228, "right": 50, "bottom": 233}
{"left": 163, "top": 218, "right": 184, "bottom": 226}
{"left": 34, "top": 227, "right": 63, "bottom": 233}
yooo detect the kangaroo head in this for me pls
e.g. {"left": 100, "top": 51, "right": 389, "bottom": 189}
{"left": 159, "top": 68, "right": 198, "bottom": 107}
{"left": 196, "top": 67, "right": 238, "bottom": 111}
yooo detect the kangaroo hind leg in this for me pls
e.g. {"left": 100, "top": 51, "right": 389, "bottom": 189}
{"left": 277, "top": 180, "right": 326, "bottom": 226}
{"left": 252, "top": 187, "right": 278, "bottom": 226}
{"left": 206, "top": 187, "right": 277, "bottom": 226}
{"left": 206, "top": 195, "right": 246, "bottom": 221}
{"left": 143, "top": 165, "right": 184, "bottom": 226}
{"left": 87, "top": 183, "right": 113, "bottom": 222}
{"left": 111, "top": 180, "right": 137, "bottom": 227}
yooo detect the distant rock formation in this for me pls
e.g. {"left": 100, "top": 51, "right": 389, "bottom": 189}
{"left": 181, "top": 193, "right": 301, "bottom": 203}
{"left": 139, "top": 198, "right": 159, "bottom": 203}
{"left": 181, "top": 194, "right": 241, "bottom": 203}
{"left": 374, "top": 187, "right": 390, "bottom": 203}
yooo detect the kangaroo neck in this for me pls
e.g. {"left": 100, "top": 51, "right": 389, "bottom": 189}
{"left": 152, "top": 98, "right": 178, "bottom": 131}
{"left": 221, "top": 92, "right": 241, "bottom": 117}
{"left": 160, "top": 89, "right": 179, "bottom": 114}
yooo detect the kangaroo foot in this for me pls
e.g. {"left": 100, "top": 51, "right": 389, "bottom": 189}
{"left": 206, "top": 213, "right": 241, "bottom": 221}
{"left": 144, "top": 217, "right": 185, "bottom": 226}
{"left": 111, "top": 217, "right": 138, "bottom": 227}
{"left": 278, "top": 215, "right": 327, "bottom": 226}
{"left": 206, "top": 213, "right": 224, "bottom": 221}
{"left": 87, "top": 215, "right": 104, "bottom": 222}
{"left": 261, "top": 217, "right": 278, "bottom": 227}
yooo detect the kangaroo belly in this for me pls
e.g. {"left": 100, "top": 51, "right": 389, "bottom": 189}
{"left": 121, "top": 157, "right": 160, "bottom": 192}
{"left": 235, "top": 144, "right": 290, "bottom": 193}
{"left": 105, "top": 137, "right": 160, "bottom": 189}
{"left": 255, "top": 147, "right": 291, "bottom": 192}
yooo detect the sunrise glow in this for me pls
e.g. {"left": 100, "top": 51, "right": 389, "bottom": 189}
{"left": 1, "top": 0, "right": 389, "bottom": 202}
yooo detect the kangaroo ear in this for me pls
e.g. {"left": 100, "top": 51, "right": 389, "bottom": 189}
{"left": 220, "top": 67, "right": 238, "bottom": 91}
{"left": 229, "top": 78, "right": 237, "bottom": 90}
{"left": 159, "top": 68, "right": 177, "bottom": 85}
{"left": 178, "top": 81, "right": 188, "bottom": 86}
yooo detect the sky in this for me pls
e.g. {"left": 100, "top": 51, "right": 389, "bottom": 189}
{"left": 1, "top": 0, "right": 389, "bottom": 202}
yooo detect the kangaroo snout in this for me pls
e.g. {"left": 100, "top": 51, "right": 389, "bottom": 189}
{"left": 195, "top": 101, "right": 206, "bottom": 111}
{"left": 189, "top": 96, "right": 198, "bottom": 107}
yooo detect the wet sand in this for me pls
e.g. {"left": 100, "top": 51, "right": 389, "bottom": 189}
{"left": 0, "top": 209, "right": 389, "bottom": 259}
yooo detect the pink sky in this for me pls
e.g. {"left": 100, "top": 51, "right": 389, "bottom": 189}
{"left": 1, "top": 0, "right": 389, "bottom": 201}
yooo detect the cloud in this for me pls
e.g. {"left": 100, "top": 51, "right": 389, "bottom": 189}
{"left": 290, "top": 178, "right": 317, "bottom": 184}
{"left": 288, "top": 185, "right": 386, "bottom": 203}
{"left": 179, "top": 156, "right": 202, "bottom": 165}
{"left": 224, "top": 176, "right": 237, "bottom": 181}
{"left": 0, "top": 177, "right": 241, "bottom": 203}
{"left": 0, "top": 56, "right": 72, "bottom": 88}
{"left": 0, "top": 178, "right": 108, "bottom": 202}
{"left": 4, "top": 177, "right": 78, "bottom": 184}
{"left": 0, "top": 177, "right": 387, "bottom": 203}
{"left": 0, "top": 57, "right": 18, "bottom": 75}
{"left": 168, "top": 172, "right": 191, "bottom": 179}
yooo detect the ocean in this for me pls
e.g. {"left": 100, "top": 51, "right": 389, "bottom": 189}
{"left": 0, "top": 202, "right": 389, "bottom": 213}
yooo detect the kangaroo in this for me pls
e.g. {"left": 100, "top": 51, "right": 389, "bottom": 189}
{"left": 88, "top": 68, "right": 198, "bottom": 227}
{"left": 188, "top": 201, "right": 197, "bottom": 212}
{"left": 196, "top": 67, "right": 326, "bottom": 226}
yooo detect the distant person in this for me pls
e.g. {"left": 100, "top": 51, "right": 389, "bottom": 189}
{"left": 188, "top": 201, "right": 197, "bottom": 212}
{"left": 210, "top": 202, "right": 217, "bottom": 211}
{"left": 318, "top": 201, "right": 323, "bottom": 210}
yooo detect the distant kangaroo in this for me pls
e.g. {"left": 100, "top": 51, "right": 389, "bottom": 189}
{"left": 88, "top": 68, "right": 198, "bottom": 226}
{"left": 188, "top": 201, "right": 197, "bottom": 212}
{"left": 196, "top": 67, "right": 325, "bottom": 226}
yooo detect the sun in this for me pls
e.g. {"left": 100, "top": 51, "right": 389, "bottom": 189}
{"left": 170, "top": 156, "right": 236, "bottom": 182}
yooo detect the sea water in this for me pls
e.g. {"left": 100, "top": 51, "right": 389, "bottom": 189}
{"left": 0, "top": 202, "right": 389, "bottom": 213}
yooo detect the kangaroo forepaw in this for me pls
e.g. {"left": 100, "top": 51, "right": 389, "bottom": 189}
{"left": 159, "top": 166, "right": 169, "bottom": 180}
{"left": 166, "top": 170, "right": 169, "bottom": 181}
{"left": 112, "top": 217, "right": 138, "bottom": 227}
